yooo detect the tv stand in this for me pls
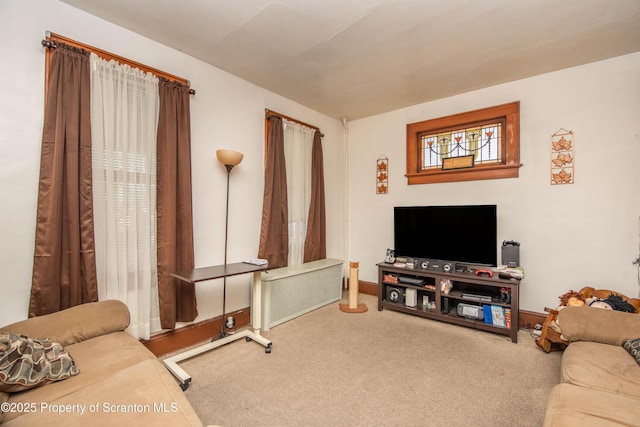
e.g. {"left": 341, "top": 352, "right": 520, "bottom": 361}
{"left": 377, "top": 262, "right": 520, "bottom": 342}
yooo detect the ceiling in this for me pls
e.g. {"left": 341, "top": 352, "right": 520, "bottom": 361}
{"left": 61, "top": 0, "right": 640, "bottom": 120}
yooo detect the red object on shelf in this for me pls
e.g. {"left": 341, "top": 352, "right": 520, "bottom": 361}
{"left": 475, "top": 269, "right": 494, "bottom": 278}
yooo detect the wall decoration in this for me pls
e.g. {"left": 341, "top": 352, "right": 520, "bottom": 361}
{"left": 550, "top": 128, "right": 574, "bottom": 185}
{"left": 442, "top": 154, "right": 475, "bottom": 170}
{"left": 376, "top": 155, "right": 388, "bottom": 194}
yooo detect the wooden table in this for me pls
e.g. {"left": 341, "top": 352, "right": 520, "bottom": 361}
{"left": 163, "top": 262, "right": 271, "bottom": 390}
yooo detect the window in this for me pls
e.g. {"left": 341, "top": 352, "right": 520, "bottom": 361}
{"left": 262, "top": 109, "right": 324, "bottom": 267}
{"left": 406, "top": 102, "right": 521, "bottom": 184}
{"left": 90, "top": 53, "right": 161, "bottom": 340}
{"left": 282, "top": 119, "right": 314, "bottom": 266}
{"left": 421, "top": 122, "right": 502, "bottom": 169}
{"left": 39, "top": 32, "right": 195, "bottom": 337}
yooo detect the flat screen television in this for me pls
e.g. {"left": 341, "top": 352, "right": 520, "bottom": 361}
{"left": 394, "top": 205, "right": 497, "bottom": 267}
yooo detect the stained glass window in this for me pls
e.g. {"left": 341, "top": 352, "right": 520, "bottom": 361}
{"left": 406, "top": 102, "right": 521, "bottom": 185}
{"left": 420, "top": 123, "right": 502, "bottom": 170}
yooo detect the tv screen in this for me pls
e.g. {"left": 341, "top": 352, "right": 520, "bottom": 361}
{"left": 394, "top": 205, "right": 497, "bottom": 267}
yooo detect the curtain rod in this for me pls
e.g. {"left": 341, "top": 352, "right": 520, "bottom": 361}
{"left": 265, "top": 109, "right": 324, "bottom": 137}
{"left": 42, "top": 31, "right": 195, "bottom": 95}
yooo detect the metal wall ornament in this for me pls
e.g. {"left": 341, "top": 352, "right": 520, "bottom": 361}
{"left": 376, "top": 155, "right": 388, "bottom": 194}
{"left": 550, "top": 128, "right": 574, "bottom": 185}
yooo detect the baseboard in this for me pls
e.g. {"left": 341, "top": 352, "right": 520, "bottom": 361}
{"left": 143, "top": 286, "right": 547, "bottom": 356}
{"left": 357, "top": 280, "right": 379, "bottom": 296}
{"left": 141, "top": 307, "right": 250, "bottom": 357}
{"left": 518, "top": 309, "right": 546, "bottom": 330}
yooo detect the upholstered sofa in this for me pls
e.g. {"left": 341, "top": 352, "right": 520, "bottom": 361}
{"left": 543, "top": 306, "right": 640, "bottom": 426}
{"left": 0, "top": 300, "right": 205, "bottom": 426}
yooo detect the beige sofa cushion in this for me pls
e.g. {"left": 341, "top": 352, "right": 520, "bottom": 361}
{"left": 558, "top": 306, "right": 640, "bottom": 346}
{"left": 2, "top": 300, "right": 129, "bottom": 347}
{"left": 544, "top": 383, "right": 640, "bottom": 427}
{"left": 4, "top": 331, "right": 155, "bottom": 422}
{"left": 3, "top": 359, "right": 203, "bottom": 427}
{"left": 561, "top": 341, "right": 640, "bottom": 399}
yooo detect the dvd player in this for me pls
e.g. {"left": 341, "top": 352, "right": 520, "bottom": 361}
{"left": 399, "top": 276, "right": 426, "bottom": 286}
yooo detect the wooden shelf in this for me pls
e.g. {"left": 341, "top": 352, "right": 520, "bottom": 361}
{"left": 378, "top": 263, "right": 520, "bottom": 342}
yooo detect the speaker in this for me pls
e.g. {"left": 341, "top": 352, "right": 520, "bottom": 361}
{"left": 426, "top": 259, "right": 453, "bottom": 273}
{"left": 386, "top": 287, "right": 404, "bottom": 304}
{"left": 502, "top": 241, "right": 520, "bottom": 267}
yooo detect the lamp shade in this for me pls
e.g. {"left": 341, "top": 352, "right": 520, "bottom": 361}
{"left": 216, "top": 149, "right": 243, "bottom": 167}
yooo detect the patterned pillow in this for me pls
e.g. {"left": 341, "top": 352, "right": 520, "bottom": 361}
{"left": 622, "top": 337, "right": 640, "bottom": 366}
{"left": 0, "top": 333, "right": 80, "bottom": 392}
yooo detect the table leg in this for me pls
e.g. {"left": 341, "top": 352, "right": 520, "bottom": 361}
{"left": 163, "top": 270, "right": 272, "bottom": 390}
{"left": 252, "top": 270, "right": 262, "bottom": 334}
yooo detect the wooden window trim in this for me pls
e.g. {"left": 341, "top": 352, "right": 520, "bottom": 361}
{"left": 406, "top": 101, "right": 522, "bottom": 184}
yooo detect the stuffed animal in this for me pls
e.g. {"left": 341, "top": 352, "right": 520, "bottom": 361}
{"left": 546, "top": 290, "right": 587, "bottom": 337}
{"left": 588, "top": 299, "right": 613, "bottom": 310}
{"left": 558, "top": 290, "right": 586, "bottom": 307}
{"left": 589, "top": 294, "right": 636, "bottom": 313}
{"left": 542, "top": 288, "right": 640, "bottom": 347}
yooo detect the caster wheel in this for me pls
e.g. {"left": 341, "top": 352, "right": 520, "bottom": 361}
{"left": 265, "top": 346, "right": 271, "bottom": 354}
{"left": 180, "top": 382, "right": 190, "bottom": 391}
{"left": 245, "top": 336, "right": 252, "bottom": 342}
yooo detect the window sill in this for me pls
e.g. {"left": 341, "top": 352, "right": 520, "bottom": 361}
{"left": 406, "top": 163, "right": 522, "bottom": 185}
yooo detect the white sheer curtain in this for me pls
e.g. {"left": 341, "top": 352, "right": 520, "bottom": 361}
{"left": 283, "top": 119, "right": 314, "bottom": 266}
{"left": 90, "top": 53, "right": 160, "bottom": 340}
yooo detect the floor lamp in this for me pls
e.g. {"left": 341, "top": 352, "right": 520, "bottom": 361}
{"left": 216, "top": 149, "right": 244, "bottom": 338}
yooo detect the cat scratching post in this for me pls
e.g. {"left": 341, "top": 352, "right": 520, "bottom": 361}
{"left": 339, "top": 261, "right": 368, "bottom": 313}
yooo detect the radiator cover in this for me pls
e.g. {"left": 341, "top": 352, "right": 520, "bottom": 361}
{"left": 259, "top": 258, "right": 343, "bottom": 331}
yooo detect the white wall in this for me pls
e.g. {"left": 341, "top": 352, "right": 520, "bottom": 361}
{"left": 1, "top": 0, "right": 637, "bottom": 327}
{"left": 0, "top": 0, "right": 345, "bottom": 326}
{"left": 347, "top": 53, "right": 640, "bottom": 312}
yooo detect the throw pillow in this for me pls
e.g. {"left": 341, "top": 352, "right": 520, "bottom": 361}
{"left": 0, "top": 333, "right": 80, "bottom": 392}
{"left": 622, "top": 337, "right": 640, "bottom": 366}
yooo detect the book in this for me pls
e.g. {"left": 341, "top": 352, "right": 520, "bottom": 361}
{"left": 243, "top": 258, "right": 268, "bottom": 266}
{"left": 505, "top": 308, "right": 512, "bottom": 329}
{"left": 491, "top": 305, "right": 506, "bottom": 327}
{"left": 483, "top": 305, "right": 493, "bottom": 324}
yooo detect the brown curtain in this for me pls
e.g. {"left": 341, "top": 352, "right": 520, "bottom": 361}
{"left": 258, "top": 116, "right": 289, "bottom": 268}
{"left": 156, "top": 78, "right": 197, "bottom": 329}
{"left": 30, "top": 43, "right": 98, "bottom": 317}
{"left": 303, "top": 130, "right": 327, "bottom": 262}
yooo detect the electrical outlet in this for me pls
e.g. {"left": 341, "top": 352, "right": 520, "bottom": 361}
{"left": 225, "top": 316, "right": 235, "bottom": 328}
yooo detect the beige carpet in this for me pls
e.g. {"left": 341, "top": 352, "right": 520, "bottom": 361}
{"left": 176, "top": 294, "right": 561, "bottom": 427}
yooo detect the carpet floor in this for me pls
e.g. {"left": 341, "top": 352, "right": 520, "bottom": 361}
{"left": 174, "top": 293, "right": 561, "bottom": 427}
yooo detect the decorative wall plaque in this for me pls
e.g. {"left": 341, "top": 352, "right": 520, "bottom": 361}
{"left": 550, "top": 128, "right": 574, "bottom": 185}
{"left": 376, "top": 155, "right": 388, "bottom": 194}
{"left": 442, "top": 155, "right": 475, "bottom": 170}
